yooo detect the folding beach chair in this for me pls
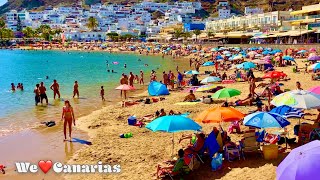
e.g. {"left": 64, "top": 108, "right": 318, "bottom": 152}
{"left": 240, "top": 131, "right": 261, "bottom": 159}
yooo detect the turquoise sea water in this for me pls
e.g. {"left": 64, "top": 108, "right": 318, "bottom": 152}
{"left": 0, "top": 50, "right": 179, "bottom": 136}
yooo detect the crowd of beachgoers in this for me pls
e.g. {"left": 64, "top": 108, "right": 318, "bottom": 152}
{"left": 60, "top": 45, "right": 320, "bottom": 180}
{"left": 2, "top": 42, "right": 320, "bottom": 180}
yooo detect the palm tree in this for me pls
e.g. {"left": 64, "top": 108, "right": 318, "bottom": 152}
{"left": 87, "top": 17, "right": 98, "bottom": 31}
{"left": 173, "top": 28, "right": 183, "bottom": 40}
{"left": 22, "top": 27, "right": 35, "bottom": 38}
{"left": 107, "top": 32, "right": 119, "bottom": 42}
{"left": 182, "top": 31, "right": 192, "bottom": 42}
{"left": 36, "top": 24, "right": 52, "bottom": 41}
{"left": 193, "top": 29, "right": 201, "bottom": 42}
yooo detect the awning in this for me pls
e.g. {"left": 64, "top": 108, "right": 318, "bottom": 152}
{"left": 290, "top": 8, "right": 320, "bottom": 15}
{"left": 290, "top": 10, "right": 309, "bottom": 16}
{"left": 290, "top": 19, "right": 316, "bottom": 25}
{"left": 290, "top": 30, "right": 316, "bottom": 36}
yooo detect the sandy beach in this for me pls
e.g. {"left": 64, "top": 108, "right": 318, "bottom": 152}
{"left": 1, "top": 43, "right": 319, "bottom": 180}
{"left": 58, "top": 57, "right": 318, "bottom": 180}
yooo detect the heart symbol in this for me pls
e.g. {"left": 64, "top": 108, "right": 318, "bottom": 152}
{"left": 38, "top": 160, "right": 52, "bottom": 174}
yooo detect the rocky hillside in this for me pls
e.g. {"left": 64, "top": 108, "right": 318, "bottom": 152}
{"left": 0, "top": 0, "right": 319, "bottom": 15}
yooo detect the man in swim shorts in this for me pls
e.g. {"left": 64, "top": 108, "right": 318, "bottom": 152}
{"left": 50, "top": 79, "right": 61, "bottom": 99}
{"left": 73, "top": 81, "right": 79, "bottom": 98}
{"left": 39, "top": 82, "right": 48, "bottom": 105}
{"left": 34, "top": 84, "right": 40, "bottom": 106}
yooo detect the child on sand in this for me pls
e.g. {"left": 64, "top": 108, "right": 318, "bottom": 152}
{"left": 100, "top": 86, "right": 105, "bottom": 101}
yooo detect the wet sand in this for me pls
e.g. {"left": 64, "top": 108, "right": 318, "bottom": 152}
{"left": 0, "top": 122, "right": 88, "bottom": 180}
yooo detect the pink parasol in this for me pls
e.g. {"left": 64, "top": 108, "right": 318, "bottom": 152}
{"left": 115, "top": 84, "right": 135, "bottom": 90}
{"left": 309, "top": 86, "right": 320, "bottom": 95}
{"left": 309, "top": 48, "right": 317, "bottom": 52}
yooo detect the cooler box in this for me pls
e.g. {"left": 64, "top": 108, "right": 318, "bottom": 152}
{"left": 263, "top": 144, "right": 278, "bottom": 160}
{"left": 128, "top": 116, "right": 137, "bottom": 126}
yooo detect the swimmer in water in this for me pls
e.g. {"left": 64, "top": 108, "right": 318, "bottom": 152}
{"left": 107, "top": 69, "right": 110, "bottom": 72}
{"left": 144, "top": 64, "right": 148, "bottom": 67}
{"left": 11, "top": 83, "right": 15, "bottom": 91}
{"left": 138, "top": 59, "right": 141, "bottom": 61}
{"left": 124, "top": 63, "right": 127, "bottom": 68}
{"left": 46, "top": 76, "right": 49, "bottom": 79}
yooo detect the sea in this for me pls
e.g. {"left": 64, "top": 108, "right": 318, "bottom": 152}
{"left": 0, "top": 49, "right": 181, "bottom": 137}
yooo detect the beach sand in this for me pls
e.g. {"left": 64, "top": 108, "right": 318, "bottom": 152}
{"left": 60, "top": 58, "right": 319, "bottom": 180}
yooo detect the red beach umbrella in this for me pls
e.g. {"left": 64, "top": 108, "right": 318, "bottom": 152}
{"left": 263, "top": 71, "right": 287, "bottom": 79}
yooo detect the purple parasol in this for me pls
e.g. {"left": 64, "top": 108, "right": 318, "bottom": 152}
{"left": 308, "top": 55, "right": 320, "bottom": 61}
{"left": 276, "top": 140, "right": 320, "bottom": 180}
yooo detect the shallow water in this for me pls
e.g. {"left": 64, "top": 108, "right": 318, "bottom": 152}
{"left": 0, "top": 50, "right": 179, "bottom": 137}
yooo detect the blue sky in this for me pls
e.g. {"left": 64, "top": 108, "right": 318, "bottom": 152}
{"left": 0, "top": 0, "right": 7, "bottom": 6}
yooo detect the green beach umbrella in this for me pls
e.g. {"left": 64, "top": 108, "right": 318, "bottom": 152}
{"left": 212, "top": 88, "right": 241, "bottom": 99}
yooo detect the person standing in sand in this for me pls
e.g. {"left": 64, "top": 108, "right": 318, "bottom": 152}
{"left": 139, "top": 70, "right": 144, "bottom": 85}
{"left": 120, "top": 74, "right": 128, "bottom": 98}
{"left": 50, "top": 79, "right": 61, "bottom": 99}
{"left": 163, "top": 71, "right": 168, "bottom": 87}
{"left": 61, "top": 100, "right": 75, "bottom": 141}
{"left": 39, "top": 82, "right": 48, "bottom": 105}
{"left": 73, "top": 81, "right": 79, "bottom": 98}
{"left": 34, "top": 84, "right": 40, "bottom": 106}
{"left": 129, "top": 72, "right": 134, "bottom": 87}
{"left": 100, "top": 86, "right": 105, "bottom": 101}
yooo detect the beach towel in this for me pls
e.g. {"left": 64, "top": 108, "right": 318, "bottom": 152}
{"left": 175, "top": 102, "right": 200, "bottom": 105}
{"left": 205, "top": 132, "right": 220, "bottom": 158}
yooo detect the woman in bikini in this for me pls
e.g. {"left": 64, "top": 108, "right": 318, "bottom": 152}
{"left": 61, "top": 100, "right": 75, "bottom": 141}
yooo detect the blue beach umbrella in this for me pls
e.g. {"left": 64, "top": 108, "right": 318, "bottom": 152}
{"left": 185, "top": 70, "right": 200, "bottom": 75}
{"left": 202, "top": 61, "right": 214, "bottom": 66}
{"left": 146, "top": 115, "right": 202, "bottom": 154}
{"left": 236, "top": 62, "right": 256, "bottom": 70}
{"left": 148, "top": 81, "right": 169, "bottom": 96}
{"left": 216, "top": 55, "right": 223, "bottom": 60}
{"left": 192, "top": 50, "right": 197, "bottom": 53}
{"left": 262, "top": 51, "right": 270, "bottom": 55}
{"left": 270, "top": 105, "right": 304, "bottom": 118}
{"left": 297, "top": 50, "right": 307, "bottom": 54}
{"left": 146, "top": 115, "right": 202, "bottom": 133}
{"left": 211, "top": 47, "right": 218, "bottom": 52}
{"left": 283, "top": 56, "right": 295, "bottom": 61}
{"left": 243, "top": 112, "right": 290, "bottom": 129}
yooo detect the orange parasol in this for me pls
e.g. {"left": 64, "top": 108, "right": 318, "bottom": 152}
{"left": 195, "top": 107, "right": 244, "bottom": 123}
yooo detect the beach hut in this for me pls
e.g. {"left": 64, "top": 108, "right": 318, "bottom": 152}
{"left": 148, "top": 81, "right": 169, "bottom": 96}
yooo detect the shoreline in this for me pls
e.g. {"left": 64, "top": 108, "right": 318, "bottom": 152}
{"left": 0, "top": 48, "right": 188, "bottom": 180}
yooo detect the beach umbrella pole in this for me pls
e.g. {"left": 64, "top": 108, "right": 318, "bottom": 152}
{"left": 172, "top": 133, "right": 174, "bottom": 156}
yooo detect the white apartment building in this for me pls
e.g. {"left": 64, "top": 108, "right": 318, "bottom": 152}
{"left": 139, "top": 1, "right": 169, "bottom": 12}
{"left": 218, "top": 0, "right": 229, "bottom": 7}
{"left": 29, "top": 12, "right": 44, "bottom": 20}
{"left": 245, "top": 7, "right": 264, "bottom": 15}
{"left": 206, "top": 11, "right": 291, "bottom": 32}
{"left": 5, "top": 10, "right": 30, "bottom": 31}
{"left": 218, "top": 8, "right": 231, "bottom": 19}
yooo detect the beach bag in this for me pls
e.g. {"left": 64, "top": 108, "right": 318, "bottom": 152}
{"left": 203, "top": 98, "right": 212, "bottom": 104}
{"left": 211, "top": 153, "right": 223, "bottom": 171}
{"left": 186, "top": 154, "right": 200, "bottom": 170}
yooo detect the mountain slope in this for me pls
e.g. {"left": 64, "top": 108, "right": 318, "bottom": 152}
{"left": 0, "top": 0, "right": 319, "bottom": 15}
